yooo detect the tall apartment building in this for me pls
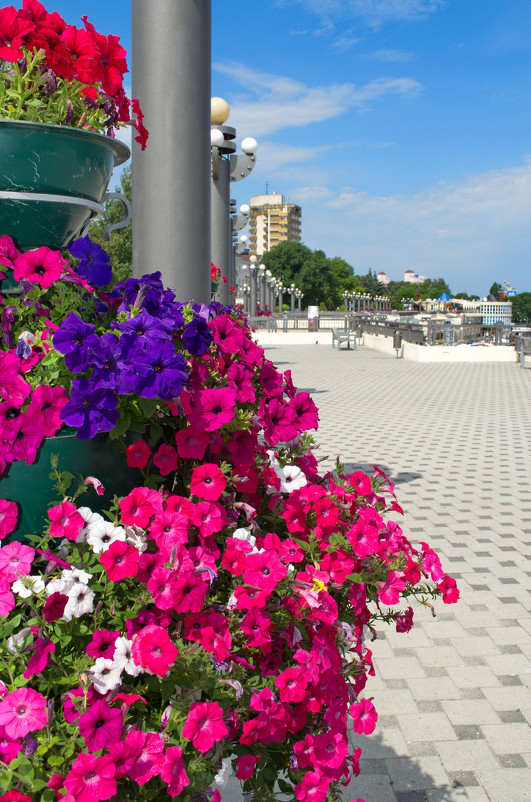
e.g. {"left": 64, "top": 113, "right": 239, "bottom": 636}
{"left": 248, "top": 192, "right": 301, "bottom": 255}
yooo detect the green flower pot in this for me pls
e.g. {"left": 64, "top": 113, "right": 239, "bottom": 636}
{"left": 0, "top": 119, "right": 129, "bottom": 256}
{"left": 0, "top": 428, "right": 142, "bottom": 542}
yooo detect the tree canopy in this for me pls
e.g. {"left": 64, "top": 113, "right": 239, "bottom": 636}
{"left": 511, "top": 293, "right": 531, "bottom": 324}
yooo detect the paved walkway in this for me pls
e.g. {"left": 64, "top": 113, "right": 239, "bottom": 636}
{"left": 256, "top": 343, "right": 531, "bottom": 802}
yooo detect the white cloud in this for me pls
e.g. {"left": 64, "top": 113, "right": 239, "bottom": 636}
{"left": 213, "top": 61, "right": 422, "bottom": 137}
{"left": 365, "top": 48, "right": 415, "bottom": 62}
{"left": 276, "top": 0, "right": 445, "bottom": 27}
{"left": 290, "top": 160, "right": 531, "bottom": 292}
{"left": 247, "top": 142, "right": 333, "bottom": 174}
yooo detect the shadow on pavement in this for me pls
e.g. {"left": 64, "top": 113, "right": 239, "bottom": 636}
{"left": 342, "top": 462, "right": 422, "bottom": 486}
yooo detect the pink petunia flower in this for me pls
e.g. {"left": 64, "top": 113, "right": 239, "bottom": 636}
{"left": 24, "top": 637, "right": 55, "bottom": 679}
{"left": 48, "top": 502, "right": 84, "bottom": 541}
{"left": 243, "top": 550, "right": 287, "bottom": 593}
{"left": 350, "top": 698, "right": 378, "bottom": 735}
{"left": 0, "top": 500, "right": 17, "bottom": 539}
{"left": 99, "top": 540, "right": 139, "bottom": 582}
{"left": 190, "top": 463, "right": 226, "bottom": 501}
{"left": 125, "top": 440, "right": 151, "bottom": 469}
{"left": 0, "top": 688, "right": 47, "bottom": 739}
{"left": 13, "top": 247, "right": 67, "bottom": 289}
{"left": 395, "top": 607, "right": 414, "bottom": 633}
{"left": 377, "top": 570, "right": 407, "bottom": 605}
{"left": 153, "top": 443, "right": 179, "bottom": 476}
{"left": 131, "top": 624, "right": 178, "bottom": 676}
{"left": 124, "top": 729, "right": 164, "bottom": 785}
{"left": 275, "top": 667, "right": 308, "bottom": 703}
{"left": 78, "top": 699, "right": 123, "bottom": 753}
{"left": 119, "top": 487, "right": 155, "bottom": 528}
{"left": 174, "top": 425, "right": 210, "bottom": 460}
{"left": 294, "top": 770, "right": 330, "bottom": 802}
{"left": 181, "top": 701, "right": 228, "bottom": 753}
{"left": 191, "top": 387, "right": 236, "bottom": 431}
{"left": 172, "top": 570, "right": 208, "bottom": 614}
{"left": 438, "top": 575, "right": 460, "bottom": 604}
{"left": 86, "top": 629, "right": 120, "bottom": 660}
{"left": 235, "top": 754, "right": 260, "bottom": 780}
{"left": 160, "top": 745, "right": 190, "bottom": 797}
{"left": 25, "top": 385, "right": 67, "bottom": 436}
{"left": 0, "top": 542, "right": 34, "bottom": 582}
{"left": 63, "top": 752, "right": 116, "bottom": 802}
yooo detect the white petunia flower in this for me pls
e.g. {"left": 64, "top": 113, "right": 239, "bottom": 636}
{"left": 62, "top": 583, "right": 95, "bottom": 622}
{"left": 61, "top": 568, "right": 91, "bottom": 586}
{"left": 46, "top": 576, "right": 73, "bottom": 596}
{"left": 12, "top": 576, "right": 45, "bottom": 598}
{"left": 125, "top": 526, "right": 148, "bottom": 553}
{"left": 232, "top": 528, "right": 256, "bottom": 548}
{"left": 76, "top": 507, "right": 105, "bottom": 544}
{"left": 86, "top": 520, "right": 127, "bottom": 554}
{"left": 112, "top": 636, "right": 141, "bottom": 677}
{"left": 6, "top": 627, "right": 32, "bottom": 654}
{"left": 275, "top": 464, "right": 307, "bottom": 494}
{"left": 88, "top": 657, "right": 123, "bottom": 694}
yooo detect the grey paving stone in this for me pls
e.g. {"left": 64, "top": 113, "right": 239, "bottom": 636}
{"left": 497, "top": 753, "right": 527, "bottom": 768}
{"left": 449, "top": 771, "right": 479, "bottom": 787}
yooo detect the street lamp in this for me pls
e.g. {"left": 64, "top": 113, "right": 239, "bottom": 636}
{"left": 211, "top": 97, "right": 257, "bottom": 305}
{"left": 277, "top": 282, "right": 284, "bottom": 314}
{"left": 290, "top": 283, "right": 296, "bottom": 311}
{"left": 248, "top": 255, "right": 259, "bottom": 316}
{"left": 296, "top": 289, "right": 303, "bottom": 313}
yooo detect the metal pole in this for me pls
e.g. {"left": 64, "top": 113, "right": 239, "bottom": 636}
{"left": 249, "top": 267, "right": 257, "bottom": 318}
{"left": 132, "top": 0, "right": 210, "bottom": 303}
{"left": 211, "top": 154, "right": 231, "bottom": 305}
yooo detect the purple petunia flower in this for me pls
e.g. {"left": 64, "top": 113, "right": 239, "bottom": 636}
{"left": 69, "top": 236, "right": 112, "bottom": 287}
{"left": 88, "top": 332, "right": 134, "bottom": 391}
{"left": 53, "top": 312, "right": 100, "bottom": 374}
{"left": 114, "top": 311, "right": 172, "bottom": 347}
{"left": 182, "top": 316, "right": 213, "bottom": 356}
{"left": 60, "top": 379, "right": 119, "bottom": 439}
{"left": 134, "top": 341, "right": 188, "bottom": 400}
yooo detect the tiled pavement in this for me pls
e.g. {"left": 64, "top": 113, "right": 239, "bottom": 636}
{"left": 263, "top": 343, "right": 531, "bottom": 802}
{"left": 224, "top": 342, "right": 531, "bottom": 801}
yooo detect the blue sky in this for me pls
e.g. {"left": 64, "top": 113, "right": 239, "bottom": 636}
{"left": 47, "top": 1, "right": 531, "bottom": 295}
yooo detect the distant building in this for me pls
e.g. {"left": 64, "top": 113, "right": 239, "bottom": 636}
{"left": 377, "top": 271, "right": 390, "bottom": 285}
{"left": 457, "top": 298, "right": 512, "bottom": 326}
{"left": 249, "top": 192, "right": 301, "bottom": 255}
{"left": 403, "top": 269, "right": 427, "bottom": 284}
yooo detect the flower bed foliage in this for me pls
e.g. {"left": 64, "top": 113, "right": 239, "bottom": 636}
{"left": 0, "top": 235, "right": 458, "bottom": 802}
{"left": 0, "top": 0, "right": 147, "bottom": 145}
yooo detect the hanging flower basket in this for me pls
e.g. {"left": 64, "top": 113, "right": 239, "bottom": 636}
{"left": 0, "top": 120, "right": 129, "bottom": 253}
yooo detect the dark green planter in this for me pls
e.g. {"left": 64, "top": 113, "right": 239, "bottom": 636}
{"left": 0, "top": 428, "right": 142, "bottom": 542}
{"left": 0, "top": 119, "right": 130, "bottom": 255}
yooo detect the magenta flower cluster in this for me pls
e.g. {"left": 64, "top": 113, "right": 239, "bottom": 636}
{"left": 0, "top": 272, "right": 458, "bottom": 801}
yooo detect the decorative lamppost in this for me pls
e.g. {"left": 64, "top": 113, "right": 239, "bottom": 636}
{"left": 342, "top": 290, "right": 350, "bottom": 313}
{"left": 290, "top": 283, "right": 296, "bottom": 311}
{"left": 266, "top": 271, "right": 274, "bottom": 312}
{"left": 277, "top": 282, "right": 284, "bottom": 314}
{"left": 296, "top": 289, "right": 303, "bottom": 313}
{"left": 242, "top": 283, "right": 250, "bottom": 314}
{"left": 248, "top": 255, "right": 258, "bottom": 316}
{"left": 132, "top": 0, "right": 210, "bottom": 301}
{"left": 210, "top": 97, "right": 257, "bottom": 305}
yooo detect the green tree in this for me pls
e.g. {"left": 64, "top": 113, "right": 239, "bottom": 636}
{"left": 358, "top": 268, "right": 384, "bottom": 297}
{"left": 455, "top": 292, "right": 480, "bottom": 301}
{"left": 489, "top": 281, "right": 502, "bottom": 298}
{"left": 419, "top": 277, "right": 452, "bottom": 299}
{"left": 88, "top": 165, "right": 132, "bottom": 285}
{"left": 260, "top": 241, "right": 312, "bottom": 286}
{"left": 298, "top": 249, "right": 335, "bottom": 308}
{"left": 511, "top": 293, "right": 531, "bottom": 323}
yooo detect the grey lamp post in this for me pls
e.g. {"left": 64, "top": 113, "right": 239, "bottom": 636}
{"left": 249, "top": 256, "right": 258, "bottom": 317}
{"left": 296, "top": 290, "right": 303, "bottom": 313}
{"left": 343, "top": 290, "right": 349, "bottom": 313}
{"left": 277, "top": 283, "right": 284, "bottom": 314}
{"left": 268, "top": 276, "right": 275, "bottom": 312}
{"left": 231, "top": 203, "right": 249, "bottom": 291}
{"left": 290, "top": 283, "right": 296, "bottom": 311}
{"left": 242, "top": 283, "right": 250, "bottom": 315}
{"left": 132, "top": 0, "right": 210, "bottom": 302}
{"left": 211, "top": 97, "right": 257, "bottom": 305}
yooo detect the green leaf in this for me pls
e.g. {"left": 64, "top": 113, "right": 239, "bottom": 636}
{"left": 278, "top": 779, "right": 292, "bottom": 793}
{"left": 150, "top": 424, "right": 163, "bottom": 447}
{"left": 47, "top": 754, "right": 64, "bottom": 767}
{"left": 139, "top": 397, "right": 159, "bottom": 417}
{"left": 109, "top": 411, "right": 131, "bottom": 440}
